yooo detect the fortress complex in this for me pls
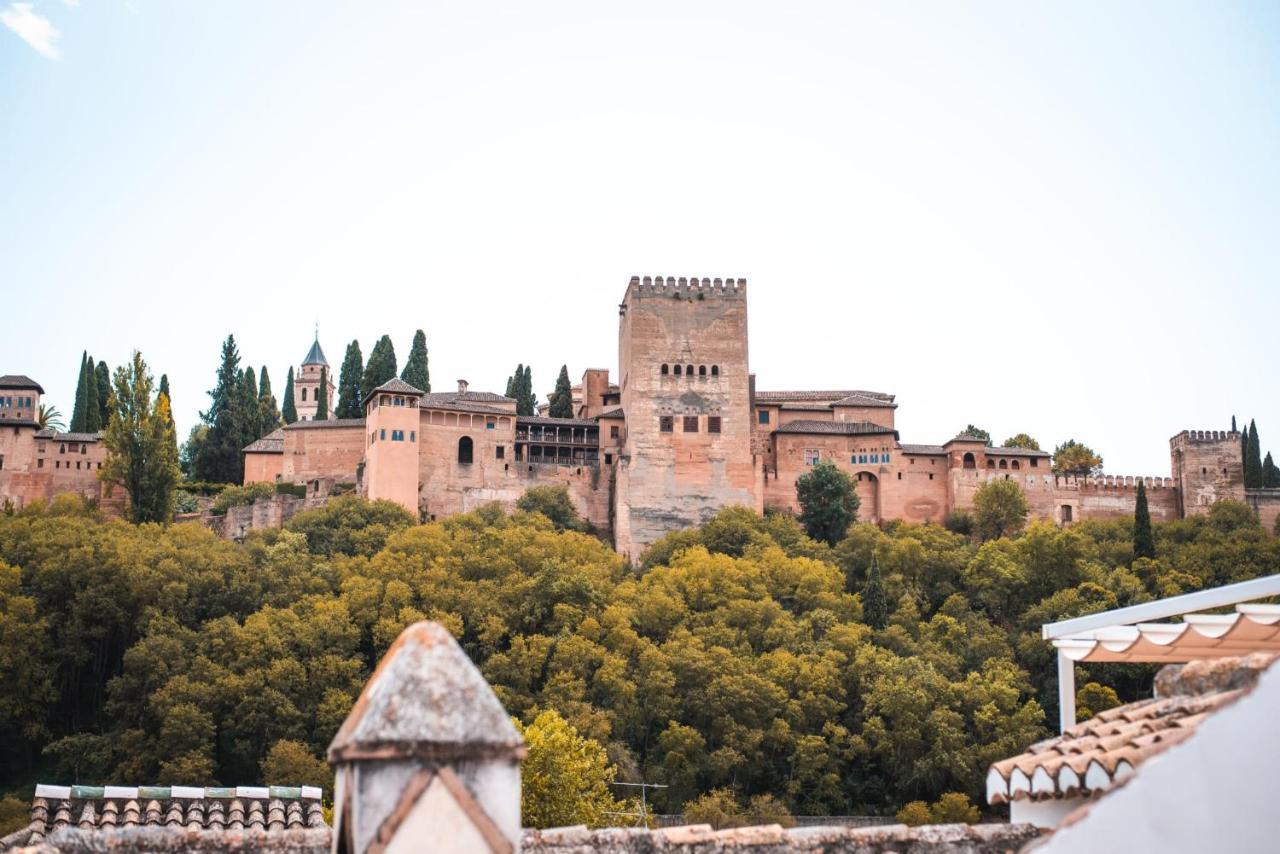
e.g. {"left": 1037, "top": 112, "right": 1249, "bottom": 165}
{"left": 235, "top": 276, "right": 1276, "bottom": 558}
{"left": 1, "top": 278, "right": 1275, "bottom": 555}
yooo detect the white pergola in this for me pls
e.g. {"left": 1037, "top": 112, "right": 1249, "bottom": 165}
{"left": 1042, "top": 574, "right": 1280, "bottom": 731}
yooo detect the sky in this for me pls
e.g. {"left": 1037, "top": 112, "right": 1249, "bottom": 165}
{"left": 2, "top": 1, "right": 1278, "bottom": 475}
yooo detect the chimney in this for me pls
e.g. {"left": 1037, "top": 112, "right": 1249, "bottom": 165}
{"left": 328, "top": 622, "right": 524, "bottom": 853}
{"left": 457, "top": 379, "right": 469, "bottom": 394}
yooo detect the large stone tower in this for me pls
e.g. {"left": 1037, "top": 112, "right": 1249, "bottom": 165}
{"left": 613, "top": 276, "right": 758, "bottom": 559}
{"left": 1170, "top": 429, "right": 1245, "bottom": 516}
{"left": 294, "top": 335, "right": 336, "bottom": 422}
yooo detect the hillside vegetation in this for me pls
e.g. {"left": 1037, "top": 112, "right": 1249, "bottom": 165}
{"left": 1, "top": 494, "right": 1276, "bottom": 819}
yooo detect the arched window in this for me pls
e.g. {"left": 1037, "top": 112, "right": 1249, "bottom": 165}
{"left": 986, "top": 459, "right": 995, "bottom": 469}
{"left": 661, "top": 364, "right": 669, "bottom": 375}
{"left": 457, "top": 436, "right": 473, "bottom": 464}
{"left": 301, "top": 387, "right": 308, "bottom": 401}
{"left": 999, "top": 459, "right": 1008, "bottom": 469}
{"left": 674, "top": 364, "right": 682, "bottom": 375}
{"left": 698, "top": 365, "right": 707, "bottom": 376}
{"left": 711, "top": 365, "right": 719, "bottom": 376}
{"left": 1011, "top": 460, "right": 1020, "bottom": 470}
{"left": 963, "top": 452, "right": 975, "bottom": 469}
{"left": 686, "top": 364, "right": 694, "bottom": 376}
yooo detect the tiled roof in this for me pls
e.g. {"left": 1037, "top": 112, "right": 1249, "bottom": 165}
{"left": 283, "top": 418, "right": 366, "bottom": 430}
{"left": 774, "top": 420, "right": 898, "bottom": 437}
{"left": 832, "top": 393, "right": 897, "bottom": 408}
{"left": 244, "top": 428, "right": 285, "bottom": 454}
{"left": 362, "top": 377, "right": 425, "bottom": 404}
{"left": 987, "top": 445, "right": 1050, "bottom": 458}
{"left": 517, "top": 416, "right": 600, "bottom": 428}
{"left": 301, "top": 338, "right": 328, "bottom": 367}
{"left": 1054, "top": 604, "right": 1280, "bottom": 664}
{"left": 986, "top": 653, "right": 1276, "bottom": 805}
{"left": 899, "top": 443, "right": 947, "bottom": 455}
{"left": 754, "top": 390, "right": 894, "bottom": 403}
{"left": 0, "top": 374, "right": 44, "bottom": 393}
{"left": 33, "top": 429, "right": 101, "bottom": 442}
{"left": 945, "top": 432, "right": 989, "bottom": 444}
{"left": 596, "top": 407, "right": 625, "bottom": 419}
{"left": 421, "top": 391, "right": 513, "bottom": 405}
{"left": 0, "top": 785, "right": 326, "bottom": 850}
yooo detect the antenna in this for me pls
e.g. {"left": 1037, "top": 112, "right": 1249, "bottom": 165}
{"left": 607, "top": 781, "right": 668, "bottom": 827}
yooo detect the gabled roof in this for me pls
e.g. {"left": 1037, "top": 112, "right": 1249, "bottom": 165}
{"left": 301, "top": 338, "right": 328, "bottom": 367}
{"left": 517, "top": 416, "right": 599, "bottom": 428}
{"left": 328, "top": 622, "right": 524, "bottom": 764}
{"left": 753, "top": 389, "right": 894, "bottom": 404}
{"left": 244, "top": 428, "right": 285, "bottom": 454}
{"left": 898, "top": 443, "right": 947, "bottom": 455}
{"left": 832, "top": 393, "right": 897, "bottom": 409}
{"left": 34, "top": 429, "right": 100, "bottom": 442}
{"left": 283, "top": 417, "right": 366, "bottom": 430}
{"left": 361, "top": 377, "right": 425, "bottom": 405}
{"left": 773, "top": 420, "right": 898, "bottom": 437}
{"left": 596, "top": 407, "right": 625, "bottom": 420}
{"left": 0, "top": 374, "right": 44, "bottom": 393}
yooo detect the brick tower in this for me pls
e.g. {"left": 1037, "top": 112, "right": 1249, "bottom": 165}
{"left": 613, "top": 276, "right": 758, "bottom": 559}
{"left": 294, "top": 334, "right": 336, "bottom": 422}
{"left": 1170, "top": 429, "right": 1245, "bottom": 516}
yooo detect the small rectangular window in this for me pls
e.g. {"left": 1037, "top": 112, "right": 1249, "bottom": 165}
{"left": 486, "top": 421, "right": 496, "bottom": 430}
{"left": 391, "top": 430, "right": 404, "bottom": 441}
{"left": 758, "top": 410, "right": 770, "bottom": 425}
{"left": 1030, "top": 458, "right": 1038, "bottom": 467}
{"left": 929, "top": 473, "right": 934, "bottom": 480}
{"left": 605, "top": 453, "right": 613, "bottom": 464}
{"left": 707, "top": 416, "right": 721, "bottom": 433}
{"left": 496, "top": 445, "right": 505, "bottom": 459}
{"left": 683, "top": 416, "right": 699, "bottom": 432}
{"left": 410, "top": 431, "right": 416, "bottom": 442}
{"left": 804, "top": 449, "right": 820, "bottom": 466}
{"left": 76, "top": 461, "right": 81, "bottom": 469}
{"left": 380, "top": 429, "right": 386, "bottom": 440}
{"left": 659, "top": 416, "right": 673, "bottom": 433}
{"left": 37, "top": 458, "right": 44, "bottom": 468}
{"left": 610, "top": 425, "right": 620, "bottom": 439}
{"left": 82, "top": 445, "right": 87, "bottom": 454}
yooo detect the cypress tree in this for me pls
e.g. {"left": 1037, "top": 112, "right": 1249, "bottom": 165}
{"left": 193, "top": 335, "right": 247, "bottom": 483}
{"left": 316, "top": 367, "right": 329, "bottom": 420}
{"left": 95, "top": 360, "right": 112, "bottom": 428}
{"left": 83, "top": 354, "right": 101, "bottom": 432}
{"left": 239, "top": 368, "right": 260, "bottom": 444}
{"left": 548, "top": 365, "right": 574, "bottom": 418}
{"left": 258, "top": 366, "right": 281, "bottom": 433}
{"left": 401, "top": 329, "right": 430, "bottom": 392}
{"left": 281, "top": 367, "right": 298, "bottom": 424}
{"left": 158, "top": 373, "right": 175, "bottom": 429}
{"left": 521, "top": 366, "right": 536, "bottom": 416}
{"left": 70, "top": 351, "right": 88, "bottom": 433}
{"left": 1232, "top": 415, "right": 1238, "bottom": 433}
{"left": 1263, "top": 452, "right": 1280, "bottom": 489}
{"left": 862, "top": 554, "right": 888, "bottom": 630}
{"left": 1133, "top": 480, "right": 1155, "bottom": 560}
{"left": 506, "top": 364, "right": 527, "bottom": 412}
{"left": 1246, "top": 419, "right": 1263, "bottom": 488}
{"left": 361, "top": 335, "right": 398, "bottom": 399}
{"left": 336, "top": 340, "right": 364, "bottom": 418}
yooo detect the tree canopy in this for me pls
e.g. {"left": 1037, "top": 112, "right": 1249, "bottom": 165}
{"left": 401, "top": 330, "right": 430, "bottom": 392}
{"left": 548, "top": 366, "right": 574, "bottom": 418}
{"left": 362, "top": 335, "right": 398, "bottom": 400}
{"left": 99, "top": 351, "right": 181, "bottom": 524}
{"left": 335, "top": 341, "right": 364, "bottom": 419}
{"left": 972, "top": 479, "right": 1029, "bottom": 541}
{"left": 796, "top": 460, "right": 859, "bottom": 546}
{"left": 1001, "top": 434, "right": 1040, "bottom": 451}
{"left": 1052, "top": 439, "right": 1103, "bottom": 477}
{"left": 960, "top": 425, "right": 991, "bottom": 443}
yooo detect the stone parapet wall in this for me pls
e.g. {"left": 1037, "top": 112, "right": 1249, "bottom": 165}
{"left": 1247, "top": 489, "right": 1280, "bottom": 532}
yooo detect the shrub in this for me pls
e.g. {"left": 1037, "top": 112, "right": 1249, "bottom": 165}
{"left": 173, "top": 490, "right": 200, "bottom": 515}
{"left": 275, "top": 482, "right": 308, "bottom": 499}
{"left": 262, "top": 740, "right": 332, "bottom": 798}
{"left": 745, "top": 793, "right": 795, "bottom": 828}
{"left": 516, "top": 485, "right": 588, "bottom": 532}
{"left": 683, "top": 788, "right": 747, "bottom": 829}
{"left": 942, "top": 511, "right": 974, "bottom": 537}
{"left": 928, "top": 792, "right": 979, "bottom": 824}
{"left": 210, "top": 482, "right": 276, "bottom": 515}
{"left": 895, "top": 800, "right": 932, "bottom": 826}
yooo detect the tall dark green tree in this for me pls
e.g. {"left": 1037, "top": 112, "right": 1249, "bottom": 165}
{"left": 362, "top": 335, "right": 398, "bottom": 399}
{"left": 281, "top": 367, "right": 298, "bottom": 425}
{"left": 100, "top": 351, "right": 180, "bottom": 523}
{"left": 94, "top": 361, "right": 112, "bottom": 428}
{"left": 1263, "top": 452, "right": 1280, "bottom": 488}
{"left": 862, "top": 554, "right": 889, "bottom": 630}
{"left": 315, "top": 368, "right": 329, "bottom": 420}
{"left": 258, "top": 366, "right": 281, "bottom": 434}
{"left": 69, "top": 352, "right": 89, "bottom": 433}
{"left": 960, "top": 424, "right": 991, "bottom": 443}
{"left": 158, "top": 374, "right": 174, "bottom": 429}
{"left": 1245, "top": 420, "right": 1263, "bottom": 488}
{"left": 193, "top": 335, "right": 248, "bottom": 483}
{"left": 548, "top": 365, "right": 574, "bottom": 418}
{"left": 795, "top": 460, "right": 859, "bottom": 546}
{"left": 336, "top": 341, "right": 364, "bottom": 418}
{"left": 82, "top": 355, "right": 101, "bottom": 433}
{"left": 1133, "top": 480, "right": 1155, "bottom": 560}
{"left": 506, "top": 364, "right": 536, "bottom": 416}
{"left": 401, "top": 330, "right": 430, "bottom": 392}
{"left": 522, "top": 366, "right": 535, "bottom": 415}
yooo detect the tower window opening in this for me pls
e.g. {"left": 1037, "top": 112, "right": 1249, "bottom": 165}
{"left": 659, "top": 416, "right": 673, "bottom": 433}
{"left": 674, "top": 365, "right": 682, "bottom": 376}
{"left": 686, "top": 364, "right": 694, "bottom": 376}
{"left": 1011, "top": 460, "right": 1020, "bottom": 469}
{"left": 711, "top": 365, "right": 719, "bottom": 376}
{"left": 458, "top": 436, "right": 474, "bottom": 464}
{"left": 708, "top": 416, "right": 721, "bottom": 433}
{"left": 698, "top": 365, "right": 707, "bottom": 376}
{"left": 683, "top": 416, "right": 699, "bottom": 432}
{"left": 963, "top": 452, "right": 975, "bottom": 469}
{"left": 999, "top": 459, "right": 1008, "bottom": 469}
{"left": 661, "top": 364, "right": 669, "bottom": 375}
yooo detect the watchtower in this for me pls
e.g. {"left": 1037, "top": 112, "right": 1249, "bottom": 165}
{"left": 295, "top": 335, "right": 336, "bottom": 422}
{"left": 1170, "top": 429, "right": 1245, "bottom": 516}
{"left": 614, "top": 276, "right": 758, "bottom": 559}
{"left": 363, "top": 378, "right": 424, "bottom": 517}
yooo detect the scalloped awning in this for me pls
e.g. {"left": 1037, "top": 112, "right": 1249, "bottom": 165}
{"left": 1054, "top": 604, "right": 1280, "bottom": 663}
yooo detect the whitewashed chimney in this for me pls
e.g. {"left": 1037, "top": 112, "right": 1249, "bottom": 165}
{"left": 327, "top": 622, "right": 525, "bottom": 853}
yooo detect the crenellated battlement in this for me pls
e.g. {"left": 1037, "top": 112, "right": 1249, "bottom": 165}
{"left": 626, "top": 275, "right": 747, "bottom": 300}
{"left": 1171, "top": 429, "right": 1240, "bottom": 446}
{"left": 1056, "top": 474, "right": 1176, "bottom": 490}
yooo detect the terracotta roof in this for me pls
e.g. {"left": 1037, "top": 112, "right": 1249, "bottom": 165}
{"left": 243, "top": 428, "right": 285, "bottom": 454}
{"left": 832, "top": 393, "right": 897, "bottom": 409}
{"left": 517, "top": 416, "right": 599, "bottom": 428}
{"left": 33, "top": 429, "right": 100, "bottom": 442}
{"left": 0, "top": 374, "right": 44, "bottom": 393}
{"left": 899, "top": 443, "right": 947, "bottom": 455}
{"left": 774, "top": 420, "right": 898, "bottom": 437}
{"left": 523, "top": 822, "right": 1039, "bottom": 852}
{"left": 283, "top": 418, "right": 365, "bottom": 430}
{"left": 945, "top": 433, "right": 989, "bottom": 445}
{"left": 0, "top": 785, "right": 326, "bottom": 851}
{"left": 361, "top": 377, "right": 426, "bottom": 405}
{"left": 328, "top": 621, "right": 525, "bottom": 764}
{"left": 986, "top": 653, "right": 1276, "bottom": 805}
{"left": 754, "top": 390, "right": 894, "bottom": 403}
{"left": 421, "top": 390, "right": 512, "bottom": 405}
{"left": 301, "top": 338, "right": 328, "bottom": 367}
{"left": 596, "top": 407, "right": 625, "bottom": 419}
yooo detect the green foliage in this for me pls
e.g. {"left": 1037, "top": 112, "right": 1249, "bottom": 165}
{"left": 1075, "top": 682, "right": 1120, "bottom": 721}
{"left": 517, "top": 709, "right": 621, "bottom": 828}
{"left": 0, "top": 795, "right": 27, "bottom": 836}
{"left": 1133, "top": 481, "right": 1155, "bottom": 560}
{"left": 282, "top": 367, "right": 298, "bottom": 424}
{"left": 1245, "top": 419, "right": 1263, "bottom": 488}
{"left": 960, "top": 425, "right": 990, "bottom": 443}
{"left": 315, "top": 367, "right": 329, "bottom": 420}
{"left": 862, "top": 555, "right": 888, "bottom": 630}
{"left": 1052, "top": 439, "right": 1103, "bottom": 477}
{"left": 276, "top": 482, "right": 308, "bottom": 499}
{"left": 506, "top": 364, "right": 537, "bottom": 416}
{"left": 928, "top": 792, "right": 979, "bottom": 824}
{"left": 400, "top": 329, "right": 430, "bottom": 392}
{"left": 973, "top": 479, "right": 1029, "bottom": 541}
{"left": 895, "top": 800, "right": 932, "bottom": 826}
{"left": 335, "top": 340, "right": 364, "bottom": 419}
{"left": 1263, "top": 452, "right": 1280, "bottom": 488}
{"left": 69, "top": 352, "right": 88, "bottom": 433}
{"left": 95, "top": 360, "right": 113, "bottom": 429}
{"left": 83, "top": 355, "right": 101, "bottom": 433}
{"left": 262, "top": 739, "right": 332, "bottom": 796}
{"left": 37, "top": 403, "right": 65, "bottom": 432}
{"left": 283, "top": 494, "right": 415, "bottom": 556}
{"left": 683, "top": 788, "right": 748, "bottom": 829}
{"left": 210, "top": 482, "right": 277, "bottom": 515}
{"left": 361, "top": 335, "right": 398, "bottom": 400}
{"left": 1001, "top": 433, "right": 1040, "bottom": 451}
{"left": 517, "top": 485, "right": 588, "bottom": 532}
{"left": 193, "top": 336, "right": 254, "bottom": 484}
{"left": 99, "top": 352, "right": 181, "bottom": 524}
{"left": 257, "top": 367, "right": 281, "bottom": 434}
{"left": 796, "top": 461, "right": 859, "bottom": 546}
{"left": 173, "top": 490, "right": 200, "bottom": 515}
{"left": 942, "top": 511, "right": 974, "bottom": 537}
{"left": 158, "top": 374, "right": 174, "bottom": 429}
{"left": 548, "top": 365, "right": 574, "bottom": 418}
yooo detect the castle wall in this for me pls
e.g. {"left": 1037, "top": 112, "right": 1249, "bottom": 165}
{"left": 1171, "top": 430, "right": 1245, "bottom": 516}
{"left": 833, "top": 406, "right": 896, "bottom": 429}
{"left": 280, "top": 423, "right": 364, "bottom": 483}
{"left": 882, "top": 453, "right": 949, "bottom": 523}
{"left": 950, "top": 469, "right": 1179, "bottom": 525}
{"left": 244, "top": 451, "right": 283, "bottom": 484}
{"left": 615, "top": 277, "right": 757, "bottom": 559}
{"left": 1247, "top": 489, "right": 1280, "bottom": 533}
{"left": 766, "top": 432, "right": 899, "bottom": 522}
{"left": 0, "top": 428, "right": 114, "bottom": 511}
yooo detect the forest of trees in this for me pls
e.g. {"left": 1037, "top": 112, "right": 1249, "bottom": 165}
{"left": 2, "top": 490, "right": 1277, "bottom": 824}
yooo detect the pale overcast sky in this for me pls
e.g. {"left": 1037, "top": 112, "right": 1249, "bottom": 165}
{"left": 3, "top": 1, "right": 1277, "bottom": 475}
